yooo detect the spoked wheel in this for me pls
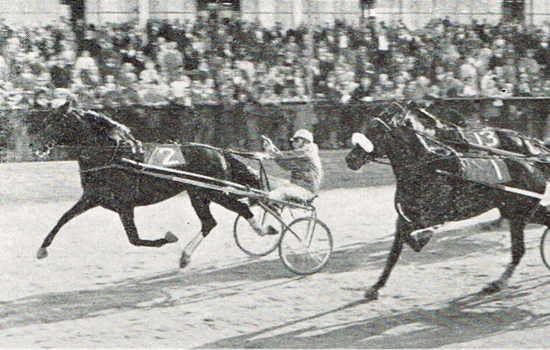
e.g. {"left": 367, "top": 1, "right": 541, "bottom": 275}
{"left": 278, "top": 217, "right": 333, "bottom": 275}
{"left": 540, "top": 228, "right": 550, "bottom": 271}
{"left": 234, "top": 205, "right": 282, "bottom": 257}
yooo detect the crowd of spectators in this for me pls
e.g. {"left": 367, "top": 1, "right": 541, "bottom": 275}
{"left": 0, "top": 13, "right": 548, "bottom": 110}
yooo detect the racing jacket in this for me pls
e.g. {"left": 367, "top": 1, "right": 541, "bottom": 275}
{"left": 266, "top": 143, "right": 323, "bottom": 194}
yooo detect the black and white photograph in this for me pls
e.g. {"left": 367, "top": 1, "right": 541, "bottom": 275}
{"left": 0, "top": 0, "right": 550, "bottom": 348}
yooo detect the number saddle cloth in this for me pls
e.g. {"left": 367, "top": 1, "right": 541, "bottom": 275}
{"left": 142, "top": 144, "right": 186, "bottom": 168}
{"left": 418, "top": 127, "right": 546, "bottom": 186}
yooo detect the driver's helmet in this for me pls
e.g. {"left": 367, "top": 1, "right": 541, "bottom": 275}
{"left": 291, "top": 129, "right": 314, "bottom": 143}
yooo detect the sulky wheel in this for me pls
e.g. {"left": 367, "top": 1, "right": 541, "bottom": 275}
{"left": 234, "top": 205, "right": 282, "bottom": 258}
{"left": 278, "top": 217, "right": 333, "bottom": 275}
{"left": 540, "top": 228, "right": 550, "bottom": 271}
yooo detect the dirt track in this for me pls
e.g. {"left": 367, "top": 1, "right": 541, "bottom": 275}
{"left": 0, "top": 160, "right": 550, "bottom": 348}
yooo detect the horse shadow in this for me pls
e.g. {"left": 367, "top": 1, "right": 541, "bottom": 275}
{"left": 326, "top": 221, "right": 510, "bottom": 274}
{"left": 200, "top": 279, "right": 550, "bottom": 348}
{"left": 0, "top": 222, "right": 523, "bottom": 333}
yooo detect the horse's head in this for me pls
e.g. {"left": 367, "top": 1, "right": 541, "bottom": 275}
{"left": 346, "top": 101, "right": 440, "bottom": 170}
{"left": 346, "top": 133, "right": 375, "bottom": 170}
{"left": 28, "top": 100, "right": 78, "bottom": 157}
{"left": 29, "top": 99, "right": 142, "bottom": 156}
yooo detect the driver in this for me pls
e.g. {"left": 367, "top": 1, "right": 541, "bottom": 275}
{"left": 257, "top": 129, "right": 323, "bottom": 204}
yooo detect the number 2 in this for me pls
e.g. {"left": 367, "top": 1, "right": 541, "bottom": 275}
{"left": 158, "top": 147, "right": 180, "bottom": 166}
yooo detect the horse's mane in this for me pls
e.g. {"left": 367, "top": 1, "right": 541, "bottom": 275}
{"left": 72, "top": 108, "right": 142, "bottom": 151}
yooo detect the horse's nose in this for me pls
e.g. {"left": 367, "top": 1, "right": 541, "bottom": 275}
{"left": 345, "top": 153, "right": 362, "bottom": 171}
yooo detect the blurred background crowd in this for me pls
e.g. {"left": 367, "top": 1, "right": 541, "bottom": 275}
{"left": 0, "top": 14, "right": 549, "bottom": 110}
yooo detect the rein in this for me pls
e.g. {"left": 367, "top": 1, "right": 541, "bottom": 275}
{"left": 76, "top": 141, "right": 261, "bottom": 175}
{"left": 375, "top": 115, "right": 550, "bottom": 163}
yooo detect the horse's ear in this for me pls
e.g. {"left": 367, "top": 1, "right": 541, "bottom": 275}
{"left": 51, "top": 100, "right": 72, "bottom": 114}
{"left": 352, "top": 133, "right": 374, "bottom": 153}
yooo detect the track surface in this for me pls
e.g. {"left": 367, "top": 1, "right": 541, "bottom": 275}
{"left": 0, "top": 152, "right": 550, "bottom": 348}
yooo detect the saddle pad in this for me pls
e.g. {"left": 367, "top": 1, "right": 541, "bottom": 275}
{"left": 144, "top": 144, "right": 186, "bottom": 168}
{"left": 460, "top": 158, "right": 511, "bottom": 184}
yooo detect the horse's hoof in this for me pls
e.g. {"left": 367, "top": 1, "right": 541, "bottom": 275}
{"left": 179, "top": 254, "right": 190, "bottom": 269}
{"left": 165, "top": 231, "right": 179, "bottom": 243}
{"left": 364, "top": 288, "right": 379, "bottom": 300}
{"left": 407, "top": 229, "right": 433, "bottom": 253}
{"left": 36, "top": 247, "right": 48, "bottom": 259}
{"left": 482, "top": 281, "right": 503, "bottom": 295}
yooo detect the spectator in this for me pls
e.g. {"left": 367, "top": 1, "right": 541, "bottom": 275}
{"left": 376, "top": 73, "right": 396, "bottom": 99}
{"left": 118, "top": 62, "right": 138, "bottom": 87}
{"left": 535, "top": 39, "right": 550, "bottom": 79}
{"left": 49, "top": 55, "right": 72, "bottom": 89}
{"left": 121, "top": 49, "right": 146, "bottom": 76}
{"left": 99, "top": 74, "right": 118, "bottom": 96}
{"left": 461, "top": 76, "right": 480, "bottom": 97}
{"left": 475, "top": 43, "right": 493, "bottom": 74}
{"left": 460, "top": 56, "right": 478, "bottom": 83}
{"left": 480, "top": 68, "right": 503, "bottom": 97}
{"left": 440, "top": 40, "right": 461, "bottom": 70}
{"left": 159, "top": 41, "right": 183, "bottom": 81}
{"left": 375, "top": 24, "right": 392, "bottom": 73}
{"left": 439, "top": 70, "right": 463, "bottom": 97}
{"left": 501, "top": 55, "right": 519, "bottom": 87}
{"left": 516, "top": 73, "right": 533, "bottom": 96}
{"left": 0, "top": 54, "right": 9, "bottom": 82}
{"left": 351, "top": 72, "right": 375, "bottom": 101}
{"left": 392, "top": 75, "right": 407, "bottom": 99}
{"left": 169, "top": 69, "right": 192, "bottom": 106}
{"left": 234, "top": 53, "right": 254, "bottom": 80}
{"left": 72, "top": 50, "right": 100, "bottom": 87}
{"left": 518, "top": 49, "right": 541, "bottom": 77}
{"left": 59, "top": 40, "right": 77, "bottom": 64}
{"left": 138, "top": 60, "right": 169, "bottom": 105}
{"left": 139, "top": 59, "right": 162, "bottom": 85}
{"left": 488, "top": 48, "right": 506, "bottom": 70}
{"left": 13, "top": 65, "right": 38, "bottom": 91}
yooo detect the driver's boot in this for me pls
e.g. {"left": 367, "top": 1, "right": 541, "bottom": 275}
{"left": 247, "top": 217, "right": 278, "bottom": 236}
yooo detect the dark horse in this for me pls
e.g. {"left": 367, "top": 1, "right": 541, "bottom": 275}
{"left": 346, "top": 101, "right": 550, "bottom": 300}
{"left": 29, "top": 102, "right": 265, "bottom": 268}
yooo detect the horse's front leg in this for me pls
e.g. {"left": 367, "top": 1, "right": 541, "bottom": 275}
{"left": 37, "top": 197, "right": 97, "bottom": 259}
{"left": 483, "top": 218, "right": 526, "bottom": 294}
{"left": 119, "top": 208, "right": 178, "bottom": 248}
{"left": 365, "top": 217, "right": 410, "bottom": 300}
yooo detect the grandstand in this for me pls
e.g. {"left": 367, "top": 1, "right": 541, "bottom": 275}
{"left": 1, "top": 1, "right": 549, "bottom": 29}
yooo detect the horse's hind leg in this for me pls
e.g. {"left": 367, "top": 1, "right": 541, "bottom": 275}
{"left": 37, "top": 197, "right": 97, "bottom": 259}
{"left": 180, "top": 194, "right": 217, "bottom": 269}
{"left": 365, "top": 217, "right": 409, "bottom": 300}
{"left": 119, "top": 208, "right": 178, "bottom": 247}
{"left": 529, "top": 204, "right": 550, "bottom": 227}
{"left": 483, "top": 218, "right": 526, "bottom": 294}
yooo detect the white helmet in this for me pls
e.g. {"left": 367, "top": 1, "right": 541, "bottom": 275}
{"left": 291, "top": 129, "right": 314, "bottom": 143}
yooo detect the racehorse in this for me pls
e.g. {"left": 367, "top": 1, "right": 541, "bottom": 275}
{"left": 345, "top": 101, "right": 550, "bottom": 300}
{"left": 29, "top": 101, "right": 264, "bottom": 268}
